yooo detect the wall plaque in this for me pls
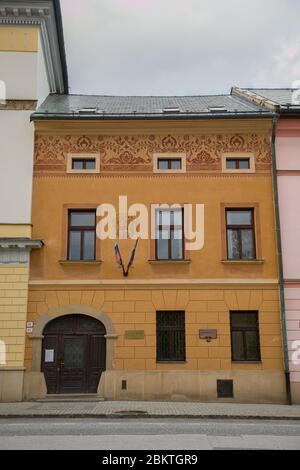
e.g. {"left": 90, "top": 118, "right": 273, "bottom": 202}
{"left": 26, "top": 321, "right": 34, "bottom": 333}
{"left": 199, "top": 329, "right": 218, "bottom": 341}
{"left": 125, "top": 330, "right": 145, "bottom": 340}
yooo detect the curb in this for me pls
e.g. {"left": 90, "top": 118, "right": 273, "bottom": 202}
{"left": 0, "top": 413, "right": 300, "bottom": 420}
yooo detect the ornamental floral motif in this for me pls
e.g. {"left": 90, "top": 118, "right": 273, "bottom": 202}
{"left": 191, "top": 150, "right": 217, "bottom": 165}
{"left": 108, "top": 151, "right": 145, "bottom": 165}
{"left": 34, "top": 132, "right": 271, "bottom": 173}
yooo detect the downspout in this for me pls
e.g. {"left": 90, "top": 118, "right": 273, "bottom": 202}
{"left": 271, "top": 115, "right": 292, "bottom": 405}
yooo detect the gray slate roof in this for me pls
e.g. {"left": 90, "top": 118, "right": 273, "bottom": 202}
{"left": 238, "top": 89, "right": 300, "bottom": 109}
{"left": 31, "top": 93, "right": 272, "bottom": 120}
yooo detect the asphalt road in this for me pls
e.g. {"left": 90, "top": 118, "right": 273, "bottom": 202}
{"left": 0, "top": 418, "right": 300, "bottom": 450}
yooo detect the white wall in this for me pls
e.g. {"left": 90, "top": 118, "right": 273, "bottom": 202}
{"left": 0, "top": 110, "right": 34, "bottom": 224}
{"left": 37, "top": 32, "right": 50, "bottom": 105}
{"left": 0, "top": 51, "right": 38, "bottom": 100}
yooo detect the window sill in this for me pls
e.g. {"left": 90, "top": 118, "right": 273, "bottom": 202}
{"left": 222, "top": 259, "right": 265, "bottom": 265}
{"left": 232, "top": 361, "right": 262, "bottom": 364}
{"left": 59, "top": 260, "right": 102, "bottom": 266}
{"left": 66, "top": 170, "right": 100, "bottom": 175}
{"left": 157, "top": 361, "right": 187, "bottom": 364}
{"left": 149, "top": 260, "right": 191, "bottom": 265}
{"left": 222, "top": 170, "right": 255, "bottom": 174}
{"left": 153, "top": 170, "right": 187, "bottom": 175}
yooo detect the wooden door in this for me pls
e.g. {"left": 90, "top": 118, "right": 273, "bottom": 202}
{"left": 42, "top": 315, "right": 106, "bottom": 394}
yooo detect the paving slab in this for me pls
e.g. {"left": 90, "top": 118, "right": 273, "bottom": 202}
{"left": 0, "top": 401, "right": 300, "bottom": 420}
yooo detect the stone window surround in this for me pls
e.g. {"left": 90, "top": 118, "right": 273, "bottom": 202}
{"left": 66, "top": 153, "right": 101, "bottom": 174}
{"left": 60, "top": 204, "right": 101, "bottom": 262}
{"left": 153, "top": 153, "right": 187, "bottom": 174}
{"left": 29, "top": 305, "right": 118, "bottom": 373}
{"left": 148, "top": 203, "right": 191, "bottom": 261}
{"left": 222, "top": 152, "right": 255, "bottom": 174}
{"left": 220, "top": 202, "right": 263, "bottom": 262}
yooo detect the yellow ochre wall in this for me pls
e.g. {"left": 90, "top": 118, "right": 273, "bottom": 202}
{"left": 26, "top": 286, "right": 282, "bottom": 372}
{"left": 24, "top": 119, "right": 286, "bottom": 403}
{"left": 0, "top": 225, "right": 32, "bottom": 401}
{"left": 0, "top": 264, "right": 29, "bottom": 401}
{"left": 0, "top": 26, "right": 38, "bottom": 52}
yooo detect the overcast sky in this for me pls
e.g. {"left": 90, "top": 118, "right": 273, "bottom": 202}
{"left": 60, "top": 0, "right": 300, "bottom": 96}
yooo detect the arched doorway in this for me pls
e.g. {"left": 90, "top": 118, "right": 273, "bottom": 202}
{"left": 42, "top": 314, "right": 106, "bottom": 394}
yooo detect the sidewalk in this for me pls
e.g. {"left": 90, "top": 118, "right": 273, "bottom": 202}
{"left": 0, "top": 400, "right": 300, "bottom": 420}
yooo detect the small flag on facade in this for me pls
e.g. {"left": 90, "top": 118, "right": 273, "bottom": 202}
{"left": 127, "top": 239, "right": 139, "bottom": 270}
{"left": 114, "top": 243, "right": 123, "bottom": 267}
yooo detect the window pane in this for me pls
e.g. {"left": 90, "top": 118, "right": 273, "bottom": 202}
{"left": 83, "top": 231, "right": 95, "bottom": 260}
{"left": 85, "top": 160, "right": 96, "bottom": 170}
{"left": 241, "top": 229, "right": 255, "bottom": 259}
{"left": 227, "top": 229, "right": 240, "bottom": 259}
{"left": 161, "top": 210, "right": 171, "bottom": 226}
{"left": 68, "top": 231, "right": 81, "bottom": 260}
{"left": 158, "top": 311, "right": 185, "bottom": 328}
{"left": 157, "top": 330, "right": 169, "bottom": 359}
{"left": 173, "top": 228, "right": 183, "bottom": 240}
{"left": 245, "top": 331, "right": 260, "bottom": 361}
{"left": 239, "top": 159, "right": 250, "bottom": 169}
{"left": 231, "top": 312, "right": 258, "bottom": 328}
{"left": 70, "top": 211, "right": 95, "bottom": 227}
{"left": 231, "top": 331, "right": 245, "bottom": 361}
{"left": 171, "top": 237, "right": 183, "bottom": 260}
{"left": 72, "top": 160, "right": 83, "bottom": 170}
{"left": 158, "top": 160, "right": 168, "bottom": 170}
{"left": 172, "top": 330, "right": 185, "bottom": 360}
{"left": 173, "top": 209, "right": 182, "bottom": 226}
{"left": 171, "top": 159, "right": 182, "bottom": 170}
{"left": 158, "top": 228, "right": 169, "bottom": 240}
{"left": 156, "top": 312, "right": 185, "bottom": 361}
{"left": 226, "top": 159, "right": 237, "bottom": 169}
{"left": 157, "top": 239, "right": 169, "bottom": 259}
{"left": 227, "top": 210, "right": 252, "bottom": 226}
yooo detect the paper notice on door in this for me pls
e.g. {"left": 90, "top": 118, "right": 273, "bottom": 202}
{"left": 45, "top": 349, "right": 54, "bottom": 363}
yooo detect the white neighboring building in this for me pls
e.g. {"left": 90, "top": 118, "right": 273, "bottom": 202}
{"left": 0, "top": 0, "right": 68, "bottom": 401}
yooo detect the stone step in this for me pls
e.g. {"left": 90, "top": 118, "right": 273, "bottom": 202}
{"left": 36, "top": 394, "right": 105, "bottom": 403}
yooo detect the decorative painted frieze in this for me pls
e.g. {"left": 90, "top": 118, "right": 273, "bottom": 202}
{"left": 34, "top": 133, "right": 271, "bottom": 174}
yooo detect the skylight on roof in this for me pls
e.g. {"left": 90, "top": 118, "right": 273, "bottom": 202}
{"left": 208, "top": 106, "right": 228, "bottom": 113}
{"left": 162, "top": 107, "right": 181, "bottom": 113}
{"left": 78, "top": 108, "right": 98, "bottom": 114}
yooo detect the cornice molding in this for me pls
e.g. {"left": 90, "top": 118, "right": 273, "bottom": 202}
{"left": 34, "top": 119, "right": 273, "bottom": 136}
{"left": 29, "top": 278, "right": 279, "bottom": 287}
{"left": 0, "top": 99, "right": 37, "bottom": 110}
{"left": 0, "top": 1, "right": 68, "bottom": 93}
{"left": 0, "top": 238, "right": 43, "bottom": 249}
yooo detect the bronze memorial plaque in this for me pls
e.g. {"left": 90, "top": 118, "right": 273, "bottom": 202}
{"left": 125, "top": 330, "right": 145, "bottom": 340}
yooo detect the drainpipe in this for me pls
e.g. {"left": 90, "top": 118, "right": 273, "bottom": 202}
{"left": 271, "top": 115, "right": 292, "bottom": 405}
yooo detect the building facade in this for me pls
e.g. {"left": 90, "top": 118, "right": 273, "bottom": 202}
{"left": 233, "top": 88, "right": 300, "bottom": 404}
{"left": 0, "top": 0, "right": 68, "bottom": 401}
{"left": 23, "top": 94, "right": 287, "bottom": 403}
